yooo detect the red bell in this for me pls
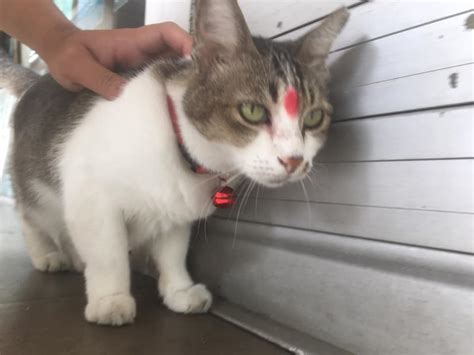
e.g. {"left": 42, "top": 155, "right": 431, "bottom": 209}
{"left": 213, "top": 186, "right": 236, "bottom": 208}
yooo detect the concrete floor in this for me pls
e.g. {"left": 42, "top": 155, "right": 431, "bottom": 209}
{"left": 0, "top": 199, "right": 287, "bottom": 355}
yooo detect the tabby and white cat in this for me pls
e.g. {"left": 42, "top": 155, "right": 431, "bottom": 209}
{"left": 1, "top": 0, "right": 348, "bottom": 325}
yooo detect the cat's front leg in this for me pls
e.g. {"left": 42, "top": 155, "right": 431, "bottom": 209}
{"left": 64, "top": 191, "right": 135, "bottom": 326}
{"left": 152, "top": 224, "right": 212, "bottom": 313}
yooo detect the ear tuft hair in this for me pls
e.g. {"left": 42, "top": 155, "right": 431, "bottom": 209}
{"left": 194, "top": 0, "right": 257, "bottom": 63}
{"left": 296, "top": 7, "right": 350, "bottom": 66}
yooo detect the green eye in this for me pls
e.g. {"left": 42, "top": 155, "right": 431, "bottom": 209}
{"left": 239, "top": 103, "right": 268, "bottom": 124}
{"left": 303, "top": 109, "right": 324, "bottom": 129}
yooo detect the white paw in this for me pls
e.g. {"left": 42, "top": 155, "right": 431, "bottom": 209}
{"left": 85, "top": 293, "right": 136, "bottom": 326}
{"left": 163, "top": 284, "right": 212, "bottom": 314}
{"left": 32, "top": 251, "right": 71, "bottom": 272}
{"left": 70, "top": 258, "right": 85, "bottom": 273}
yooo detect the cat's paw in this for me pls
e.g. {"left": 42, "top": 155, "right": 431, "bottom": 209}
{"left": 32, "top": 251, "right": 71, "bottom": 272}
{"left": 85, "top": 293, "right": 136, "bottom": 326}
{"left": 163, "top": 284, "right": 212, "bottom": 313}
{"left": 70, "top": 257, "right": 85, "bottom": 273}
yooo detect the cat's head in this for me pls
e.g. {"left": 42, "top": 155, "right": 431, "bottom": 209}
{"left": 183, "top": 0, "right": 348, "bottom": 187}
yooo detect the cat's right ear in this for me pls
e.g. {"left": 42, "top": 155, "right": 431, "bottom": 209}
{"left": 296, "top": 7, "right": 349, "bottom": 67}
{"left": 193, "top": 0, "right": 257, "bottom": 65}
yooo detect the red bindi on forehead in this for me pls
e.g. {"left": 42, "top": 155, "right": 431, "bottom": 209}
{"left": 284, "top": 86, "right": 299, "bottom": 119}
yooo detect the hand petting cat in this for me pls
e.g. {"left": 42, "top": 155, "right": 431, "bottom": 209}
{"left": 0, "top": 0, "right": 192, "bottom": 100}
{"left": 41, "top": 24, "right": 193, "bottom": 100}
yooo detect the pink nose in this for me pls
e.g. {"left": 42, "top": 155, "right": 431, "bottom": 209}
{"left": 278, "top": 156, "right": 304, "bottom": 174}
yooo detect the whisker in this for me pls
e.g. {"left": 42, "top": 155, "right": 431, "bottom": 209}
{"left": 241, "top": 181, "right": 256, "bottom": 217}
{"left": 195, "top": 200, "right": 206, "bottom": 238}
{"left": 227, "top": 177, "right": 247, "bottom": 220}
{"left": 195, "top": 195, "right": 213, "bottom": 241}
{"left": 199, "top": 172, "right": 242, "bottom": 240}
{"left": 226, "top": 172, "right": 243, "bottom": 186}
{"left": 306, "top": 173, "right": 316, "bottom": 189}
{"left": 300, "top": 180, "right": 312, "bottom": 226}
{"left": 312, "top": 162, "right": 328, "bottom": 177}
{"left": 190, "top": 168, "right": 240, "bottom": 190}
{"left": 232, "top": 179, "right": 253, "bottom": 248}
{"left": 203, "top": 196, "right": 215, "bottom": 243}
{"left": 254, "top": 184, "right": 261, "bottom": 217}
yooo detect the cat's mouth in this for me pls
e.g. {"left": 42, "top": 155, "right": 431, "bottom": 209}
{"left": 254, "top": 170, "right": 309, "bottom": 188}
{"left": 242, "top": 159, "right": 311, "bottom": 188}
{"left": 252, "top": 175, "right": 291, "bottom": 188}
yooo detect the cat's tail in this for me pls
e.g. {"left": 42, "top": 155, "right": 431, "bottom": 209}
{"left": 0, "top": 49, "right": 40, "bottom": 97}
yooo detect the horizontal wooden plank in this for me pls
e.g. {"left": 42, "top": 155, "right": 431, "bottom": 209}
{"left": 278, "top": 1, "right": 474, "bottom": 51}
{"left": 275, "top": 8, "right": 474, "bottom": 118}
{"left": 195, "top": 219, "right": 474, "bottom": 288}
{"left": 244, "top": 159, "right": 473, "bottom": 213}
{"left": 318, "top": 106, "right": 474, "bottom": 162}
{"left": 216, "top": 201, "right": 474, "bottom": 253}
{"left": 240, "top": 0, "right": 360, "bottom": 38}
{"left": 190, "top": 220, "right": 474, "bottom": 355}
{"left": 145, "top": 0, "right": 361, "bottom": 39}
{"left": 331, "top": 64, "right": 473, "bottom": 120}
{"left": 328, "top": 12, "right": 474, "bottom": 91}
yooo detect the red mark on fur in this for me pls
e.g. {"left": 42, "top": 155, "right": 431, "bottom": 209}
{"left": 284, "top": 87, "right": 299, "bottom": 119}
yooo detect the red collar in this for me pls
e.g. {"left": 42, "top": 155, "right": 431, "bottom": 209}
{"left": 166, "top": 95, "right": 236, "bottom": 208}
{"left": 167, "top": 95, "right": 209, "bottom": 174}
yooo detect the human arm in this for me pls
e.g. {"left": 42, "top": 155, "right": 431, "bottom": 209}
{"left": 0, "top": 0, "right": 192, "bottom": 99}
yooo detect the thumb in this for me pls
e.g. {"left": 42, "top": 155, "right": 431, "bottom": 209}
{"left": 72, "top": 53, "right": 127, "bottom": 100}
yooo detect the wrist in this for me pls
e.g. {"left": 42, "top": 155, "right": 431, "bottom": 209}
{"left": 36, "top": 21, "right": 79, "bottom": 62}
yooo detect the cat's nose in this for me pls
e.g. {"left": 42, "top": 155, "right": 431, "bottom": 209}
{"left": 278, "top": 156, "right": 304, "bottom": 174}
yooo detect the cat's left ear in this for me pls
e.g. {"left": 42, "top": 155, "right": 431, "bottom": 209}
{"left": 296, "top": 7, "right": 349, "bottom": 66}
{"left": 193, "top": 0, "right": 258, "bottom": 64}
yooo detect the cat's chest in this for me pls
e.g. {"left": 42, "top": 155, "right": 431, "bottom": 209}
{"left": 126, "top": 171, "right": 219, "bottom": 240}
{"left": 158, "top": 173, "right": 219, "bottom": 222}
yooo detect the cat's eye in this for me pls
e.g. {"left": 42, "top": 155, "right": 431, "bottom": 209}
{"left": 239, "top": 103, "right": 268, "bottom": 124}
{"left": 303, "top": 109, "right": 324, "bottom": 129}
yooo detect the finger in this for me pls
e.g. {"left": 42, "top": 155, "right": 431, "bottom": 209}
{"left": 115, "top": 50, "right": 151, "bottom": 70}
{"left": 57, "top": 79, "right": 83, "bottom": 92}
{"left": 137, "top": 22, "right": 193, "bottom": 57}
{"left": 142, "top": 45, "right": 175, "bottom": 59}
{"left": 71, "top": 52, "right": 127, "bottom": 100}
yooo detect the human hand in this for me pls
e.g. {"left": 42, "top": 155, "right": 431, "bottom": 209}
{"left": 41, "top": 22, "right": 192, "bottom": 100}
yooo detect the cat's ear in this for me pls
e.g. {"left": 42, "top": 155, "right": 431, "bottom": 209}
{"left": 296, "top": 7, "right": 349, "bottom": 66}
{"left": 193, "top": 0, "right": 257, "bottom": 64}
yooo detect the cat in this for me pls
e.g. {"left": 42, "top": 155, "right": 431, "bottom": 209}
{"left": 0, "top": 0, "right": 348, "bottom": 326}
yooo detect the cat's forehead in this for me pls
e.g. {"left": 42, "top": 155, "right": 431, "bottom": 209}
{"left": 252, "top": 38, "right": 322, "bottom": 108}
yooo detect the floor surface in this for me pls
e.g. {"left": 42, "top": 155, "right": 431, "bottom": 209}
{"left": 0, "top": 199, "right": 288, "bottom": 355}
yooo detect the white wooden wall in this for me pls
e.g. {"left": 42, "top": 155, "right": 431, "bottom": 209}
{"left": 146, "top": 2, "right": 474, "bottom": 354}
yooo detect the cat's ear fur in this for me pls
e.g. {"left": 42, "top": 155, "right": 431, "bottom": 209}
{"left": 193, "top": 0, "right": 258, "bottom": 65}
{"left": 296, "top": 7, "right": 349, "bottom": 66}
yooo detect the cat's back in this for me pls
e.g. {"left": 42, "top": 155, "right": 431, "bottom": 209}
{"left": 13, "top": 74, "right": 95, "bottom": 145}
{"left": 12, "top": 75, "right": 97, "bottom": 200}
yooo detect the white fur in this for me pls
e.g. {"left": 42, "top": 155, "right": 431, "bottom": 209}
{"left": 22, "top": 68, "right": 220, "bottom": 325}
{"left": 20, "top": 65, "right": 324, "bottom": 325}
{"left": 19, "top": 181, "right": 83, "bottom": 272}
